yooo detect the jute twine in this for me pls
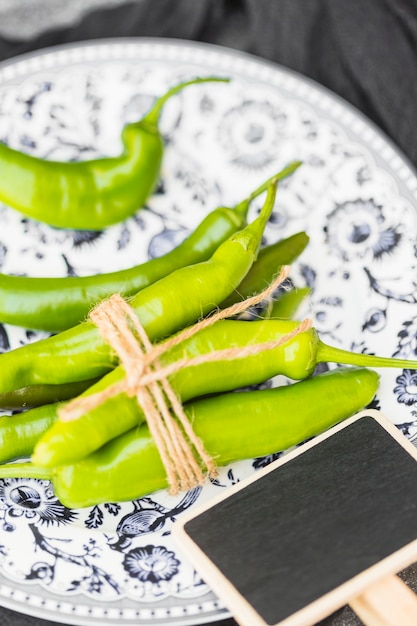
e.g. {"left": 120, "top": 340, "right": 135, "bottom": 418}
{"left": 58, "top": 265, "right": 312, "bottom": 494}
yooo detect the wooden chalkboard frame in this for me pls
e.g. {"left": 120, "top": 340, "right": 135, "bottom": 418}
{"left": 173, "top": 410, "right": 417, "bottom": 626}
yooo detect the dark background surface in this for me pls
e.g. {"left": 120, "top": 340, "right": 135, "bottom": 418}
{"left": 0, "top": 1, "right": 416, "bottom": 625}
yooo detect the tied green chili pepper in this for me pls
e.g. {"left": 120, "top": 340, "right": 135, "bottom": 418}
{"left": 0, "top": 182, "right": 277, "bottom": 395}
{"left": 0, "top": 76, "right": 229, "bottom": 230}
{"left": 0, "top": 228, "right": 309, "bottom": 410}
{"left": 0, "top": 162, "right": 301, "bottom": 332}
{"left": 0, "top": 367, "right": 379, "bottom": 508}
{"left": 30, "top": 315, "right": 417, "bottom": 468}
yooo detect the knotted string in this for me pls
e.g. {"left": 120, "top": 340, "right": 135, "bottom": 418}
{"left": 58, "top": 265, "right": 312, "bottom": 493}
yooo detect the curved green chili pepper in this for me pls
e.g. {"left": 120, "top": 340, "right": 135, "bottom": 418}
{"left": 0, "top": 162, "right": 301, "bottom": 332}
{"left": 0, "top": 367, "right": 379, "bottom": 508}
{"left": 0, "top": 182, "right": 277, "bottom": 394}
{"left": 0, "top": 77, "right": 229, "bottom": 230}
{"left": 29, "top": 314, "right": 417, "bottom": 468}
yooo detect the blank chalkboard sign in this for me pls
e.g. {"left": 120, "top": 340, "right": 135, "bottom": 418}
{"left": 173, "top": 410, "right": 417, "bottom": 626}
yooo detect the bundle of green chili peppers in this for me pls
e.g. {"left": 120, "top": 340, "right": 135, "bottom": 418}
{"left": 0, "top": 128, "right": 415, "bottom": 509}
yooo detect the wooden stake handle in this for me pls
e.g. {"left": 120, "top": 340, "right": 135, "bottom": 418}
{"left": 350, "top": 574, "right": 417, "bottom": 626}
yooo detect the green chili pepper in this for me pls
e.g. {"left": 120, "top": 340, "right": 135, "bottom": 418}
{"left": 220, "top": 231, "right": 309, "bottom": 309}
{"left": 0, "top": 403, "right": 58, "bottom": 463}
{"left": 0, "top": 182, "right": 277, "bottom": 395}
{"left": 0, "top": 77, "right": 229, "bottom": 230}
{"left": 263, "top": 286, "right": 311, "bottom": 319}
{"left": 0, "top": 367, "right": 379, "bottom": 508}
{"left": 0, "top": 378, "right": 99, "bottom": 411}
{"left": 0, "top": 162, "right": 301, "bottom": 332}
{"left": 31, "top": 313, "right": 417, "bottom": 468}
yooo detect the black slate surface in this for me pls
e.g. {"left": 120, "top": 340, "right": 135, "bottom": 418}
{"left": 184, "top": 416, "right": 417, "bottom": 624}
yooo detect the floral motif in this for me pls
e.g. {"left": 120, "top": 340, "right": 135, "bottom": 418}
{"left": 0, "top": 478, "right": 77, "bottom": 528}
{"left": 123, "top": 545, "right": 180, "bottom": 583}
{"left": 325, "top": 199, "right": 401, "bottom": 261}
{"left": 218, "top": 100, "right": 285, "bottom": 169}
{"left": 394, "top": 370, "right": 417, "bottom": 406}
{"left": 394, "top": 318, "right": 417, "bottom": 359}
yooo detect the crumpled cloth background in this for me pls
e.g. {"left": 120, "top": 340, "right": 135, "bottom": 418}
{"left": 0, "top": 1, "right": 416, "bottom": 625}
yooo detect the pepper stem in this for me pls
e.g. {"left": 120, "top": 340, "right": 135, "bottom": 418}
{"left": 317, "top": 341, "right": 417, "bottom": 370}
{"left": 233, "top": 160, "right": 303, "bottom": 218}
{"left": 0, "top": 462, "right": 52, "bottom": 480}
{"left": 143, "top": 76, "right": 230, "bottom": 126}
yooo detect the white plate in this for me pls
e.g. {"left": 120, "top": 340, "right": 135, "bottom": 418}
{"left": 0, "top": 38, "right": 416, "bottom": 626}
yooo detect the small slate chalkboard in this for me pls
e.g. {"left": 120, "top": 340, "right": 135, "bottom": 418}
{"left": 173, "top": 410, "right": 417, "bottom": 626}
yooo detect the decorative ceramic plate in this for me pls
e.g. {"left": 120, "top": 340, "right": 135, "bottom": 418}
{"left": 0, "top": 38, "right": 416, "bottom": 626}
